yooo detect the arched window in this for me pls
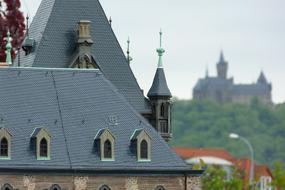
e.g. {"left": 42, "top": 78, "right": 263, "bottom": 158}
{"left": 104, "top": 139, "right": 112, "bottom": 159}
{"left": 160, "top": 103, "right": 165, "bottom": 117}
{"left": 0, "top": 137, "right": 8, "bottom": 157}
{"left": 99, "top": 185, "right": 111, "bottom": 190}
{"left": 50, "top": 184, "right": 61, "bottom": 190}
{"left": 140, "top": 140, "right": 148, "bottom": 159}
{"left": 40, "top": 138, "right": 48, "bottom": 157}
{"left": 1, "top": 184, "right": 13, "bottom": 190}
{"left": 155, "top": 186, "right": 165, "bottom": 190}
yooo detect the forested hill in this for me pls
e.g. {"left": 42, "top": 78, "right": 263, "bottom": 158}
{"left": 170, "top": 98, "right": 285, "bottom": 165}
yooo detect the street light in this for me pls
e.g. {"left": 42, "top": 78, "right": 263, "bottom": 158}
{"left": 229, "top": 133, "right": 254, "bottom": 187}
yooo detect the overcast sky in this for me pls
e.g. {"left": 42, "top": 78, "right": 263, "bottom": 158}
{"left": 22, "top": 0, "right": 285, "bottom": 103}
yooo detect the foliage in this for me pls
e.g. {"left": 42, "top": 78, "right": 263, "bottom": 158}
{"left": 171, "top": 98, "right": 285, "bottom": 165}
{"left": 0, "top": 0, "right": 25, "bottom": 62}
{"left": 202, "top": 166, "right": 243, "bottom": 190}
{"left": 271, "top": 162, "right": 285, "bottom": 189}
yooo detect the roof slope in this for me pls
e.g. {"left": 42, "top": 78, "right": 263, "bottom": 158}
{"left": 19, "top": 0, "right": 149, "bottom": 113}
{"left": 0, "top": 68, "right": 187, "bottom": 171}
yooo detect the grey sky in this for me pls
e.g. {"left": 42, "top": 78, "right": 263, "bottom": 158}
{"left": 22, "top": 0, "right": 285, "bottom": 103}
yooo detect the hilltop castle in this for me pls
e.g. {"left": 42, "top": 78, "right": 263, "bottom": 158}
{"left": 193, "top": 52, "right": 272, "bottom": 105}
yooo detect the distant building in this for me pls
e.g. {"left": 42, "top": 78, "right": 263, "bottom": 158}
{"left": 193, "top": 52, "right": 272, "bottom": 105}
{"left": 173, "top": 147, "right": 273, "bottom": 190}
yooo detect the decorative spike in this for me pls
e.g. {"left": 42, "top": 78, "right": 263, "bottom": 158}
{"left": 5, "top": 31, "right": 13, "bottom": 65}
{"left": 206, "top": 64, "right": 209, "bottom": 78}
{"left": 26, "top": 14, "right": 30, "bottom": 38}
{"left": 156, "top": 30, "right": 165, "bottom": 68}
{"left": 109, "top": 17, "right": 112, "bottom": 26}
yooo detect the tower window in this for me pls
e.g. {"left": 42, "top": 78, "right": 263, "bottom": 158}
{"left": 140, "top": 140, "right": 148, "bottom": 159}
{"left": 160, "top": 103, "right": 165, "bottom": 117}
{"left": 40, "top": 138, "right": 48, "bottom": 157}
{"left": 104, "top": 139, "right": 112, "bottom": 159}
{"left": 0, "top": 137, "right": 8, "bottom": 157}
{"left": 155, "top": 186, "right": 166, "bottom": 190}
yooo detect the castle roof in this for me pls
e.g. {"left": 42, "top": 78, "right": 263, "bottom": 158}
{"left": 0, "top": 68, "right": 192, "bottom": 173}
{"left": 148, "top": 68, "right": 172, "bottom": 97}
{"left": 257, "top": 71, "right": 268, "bottom": 84}
{"left": 18, "top": 0, "right": 149, "bottom": 114}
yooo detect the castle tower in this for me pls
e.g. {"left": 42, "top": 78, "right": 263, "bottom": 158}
{"left": 147, "top": 31, "right": 172, "bottom": 141}
{"left": 217, "top": 51, "right": 228, "bottom": 79}
{"left": 257, "top": 71, "right": 268, "bottom": 84}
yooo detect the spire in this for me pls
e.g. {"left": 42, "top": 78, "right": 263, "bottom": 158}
{"left": 257, "top": 71, "right": 268, "bottom": 84}
{"left": 205, "top": 64, "right": 209, "bottom": 78}
{"left": 219, "top": 50, "right": 225, "bottom": 63}
{"left": 5, "top": 31, "right": 12, "bottom": 65}
{"left": 157, "top": 29, "right": 165, "bottom": 68}
{"left": 147, "top": 30, "right": 171, "bottom": 98}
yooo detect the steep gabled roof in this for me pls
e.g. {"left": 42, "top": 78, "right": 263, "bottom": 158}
{"left": 148, "top": 68, "right": 172, "bottom": 97}
{"left": 19, "top": 0, "right": 149, "bottom": 113}
{"left": 0, "top": 68, "right": 188, "bottom": 172}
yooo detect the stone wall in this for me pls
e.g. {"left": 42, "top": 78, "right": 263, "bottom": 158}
{"left": 0, "top": 175, "right": 201, "bottom": 190}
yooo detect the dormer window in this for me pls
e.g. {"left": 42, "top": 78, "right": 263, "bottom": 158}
{"left": 130, "top": 129, "right": 151, "bottom": 161}
{"left": 31, "top": 128, "right": 51, "bottom": 160}
{"left": 0, "top": 128, "right": 12, "bottom": 159}
{"left": 94, "top": 129, "right": 115, "bottom": 161}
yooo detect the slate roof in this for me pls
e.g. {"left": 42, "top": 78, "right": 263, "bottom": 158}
{"left": 0, "top": 68, "right": 190, "bottom": 173}
{"left": 18, "top": 0, "right": 149, "bottom": 114}
{"left": 232, "top": 84, "right": 271, "bottom": 96}
{"left": 193, "top": 77, "right": 233, "bottom": 92}
{"left": 147, "top": 68, "right": 172, "bottom": 97}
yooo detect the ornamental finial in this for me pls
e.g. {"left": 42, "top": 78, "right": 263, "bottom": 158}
{"left": 126, "top": 36, "right": 132, "bottom": 64}
{"left": 156, "top": 29, "right": 165, "bottom": 68}
{"left": 5, "top": 31, "right": 12, "bottom": 65}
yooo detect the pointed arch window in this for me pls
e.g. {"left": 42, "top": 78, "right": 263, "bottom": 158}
{"left": 0, "top": 137, "right": 8, "bottom": 157}
{"left": 50, "top": 184, "right": 61, "bottom": 190}
{"left": 155, "top": 186, "right": 165, "bottom": 190}
{"left": 140, "top": 140, "right": 148, "bottom": 159}
{"left": 104, "top": 139, "right": 112, "bottom": 159}
{"left": 99, "top": 185, "right": 111, "bottom": 190}
{"left": 40, "top": 138, "right": 48, "bottom": 157}
{"left": 160, "top": 103, "right": 165, "bottom": 117}
{"left": 1, "top": 184, "right": 13, "bottom": 190}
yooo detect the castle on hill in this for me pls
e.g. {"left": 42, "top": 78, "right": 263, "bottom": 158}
{"left": 193, "top": 52, "right": 272, "bottom": 105}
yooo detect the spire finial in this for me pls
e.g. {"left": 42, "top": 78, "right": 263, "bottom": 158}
{"left": 126, "top": 36, "right": 132, "bottom": 64}
{"left": 157, "top": 29, "right": 165, "bottom": 68}
{"left": 219, "top": 50, "right": 225, "bottom": 62}
{"left": 206, "top": 64, "right": 209, "bottom": 78}
{"left": 109, "top": 17, "right": 112, "bottom": 26}
{"left": 5, "top": 31, "right": 13, "bottom": 65}
{"left": 26, "top": 14, "right": 30, "bottom": 38}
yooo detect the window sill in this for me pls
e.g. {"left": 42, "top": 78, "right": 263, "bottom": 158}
{"left": 0, "top": 157, "right": 10, "bottom": 160}
{"left": 138, "top": 159, "right": 151, "bottom": 162}
{"left": 37, "top": 157, "right": 51, "bottom": 161}
{"left": 101, "top": 158, "right": 115, "bottom": 162}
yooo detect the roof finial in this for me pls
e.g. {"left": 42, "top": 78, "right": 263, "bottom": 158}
{"left": 26, "top": 14, "right": 30, "bottom": 38}
{"left": 5, "top": 31, "right": 12, "bottom": 65}
{"left": 157, "top": 29, "right": 165, "bottom": 68}
{"left": 206, "top": 64, "right": 209, "bottom": 78}
{"left": 109, "top": 17, "right": 112, "bottom": 26}
{"left": 127, "top": 36, "right": 132, "bottom": 64}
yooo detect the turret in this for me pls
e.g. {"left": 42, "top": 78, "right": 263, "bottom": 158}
{"left": 217, "top": 51, "right": 228, "bottom": 79}
{"left": 147, "top": 30, "right": 172, "bottom": 141}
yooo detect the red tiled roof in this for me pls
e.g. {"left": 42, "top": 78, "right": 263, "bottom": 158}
{"left": 173, "top": 147, "right": 235, "bottom": 162}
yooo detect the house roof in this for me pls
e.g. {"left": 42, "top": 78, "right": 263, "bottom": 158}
{"left": 173, "top": 147, "right": 235, "bottom": 162}
{"left": 0, "top": 67, "right": 189, "bottom": 173}
{"left": 18, "top": 0, "right": 150, "bottom": 114}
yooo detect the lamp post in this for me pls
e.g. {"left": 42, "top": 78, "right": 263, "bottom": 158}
{"left": 229, "top": 133, "right": 254, "bottom": 188}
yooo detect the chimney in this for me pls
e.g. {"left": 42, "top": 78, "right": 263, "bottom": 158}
{"left": 78, "top": 20, "right": 93, "bottom": 44}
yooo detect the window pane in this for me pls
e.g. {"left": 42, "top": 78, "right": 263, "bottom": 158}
{"left": 0, "top": 138, "right": 8, "bottom": 157}
{"left": 40, "top": 138, "right": 48, "bottom": 157}
{"left": 104, "top": 140, "right": 112, "bottom": 159}
{"left": 140, "top": 140, "right": 148, "bottom": 159}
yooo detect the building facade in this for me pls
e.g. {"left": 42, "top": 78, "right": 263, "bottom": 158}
{"left": 193, "top": 52, "right": 272, "bottom": 105}
{"left": 0, "top": 0, "right": 205, "bottom": 189}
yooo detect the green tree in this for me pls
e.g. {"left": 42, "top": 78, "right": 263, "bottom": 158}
{"left": 271, "top": 162, "right": 285, "bottom": 189}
